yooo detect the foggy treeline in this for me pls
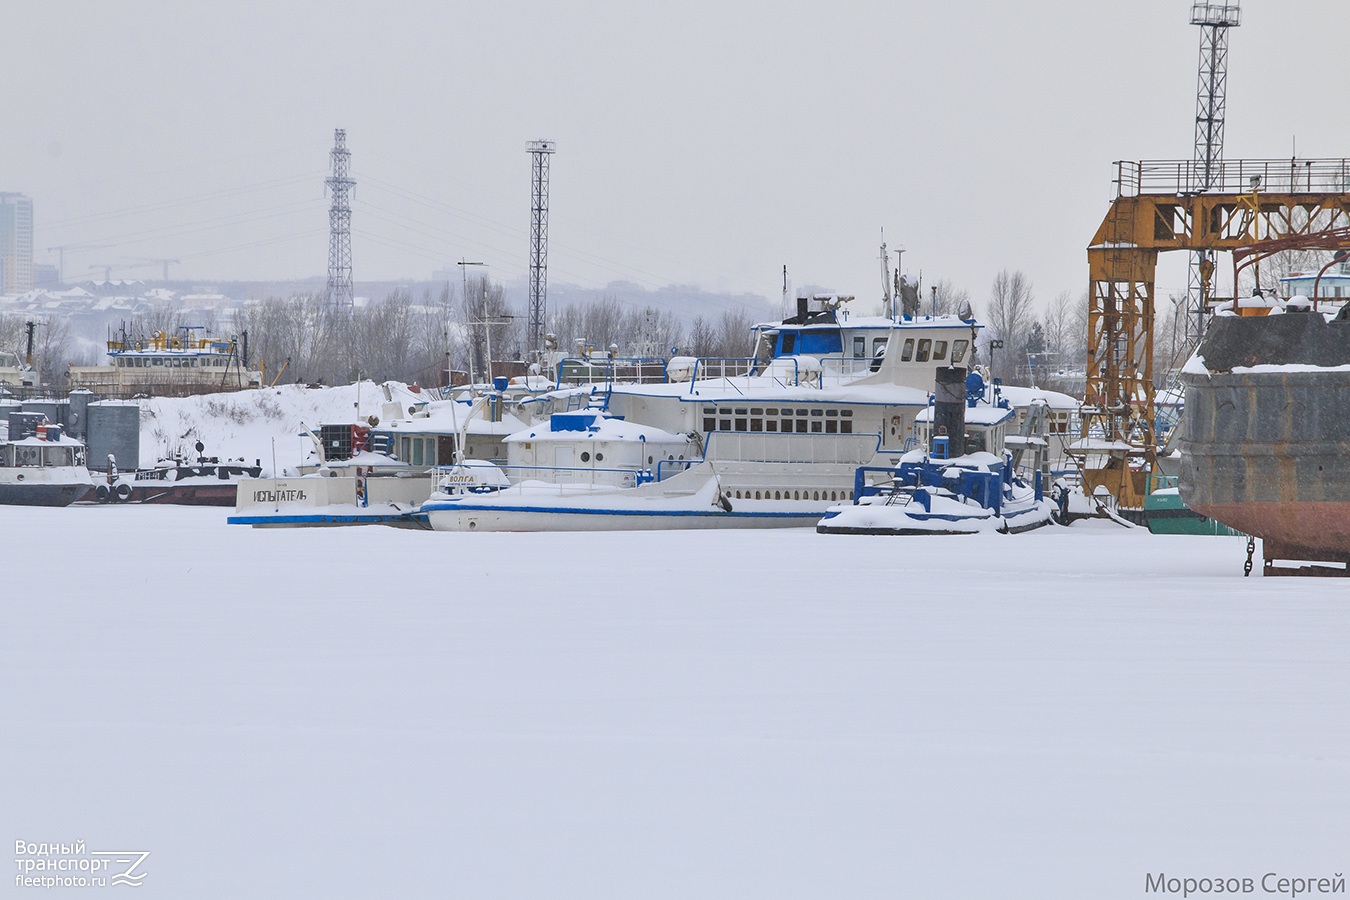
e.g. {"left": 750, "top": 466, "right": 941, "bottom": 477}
{"left": 159, "top": 277, "right": 756, "bottom": 387}
{"left": 7, "top": 246, "right": 1332, "bottom": 395}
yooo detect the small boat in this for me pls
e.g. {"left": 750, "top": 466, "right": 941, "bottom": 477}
{"left": 817, "top": 365, "right": 1054, "bottom": 535}
{"left": 0, "top": 420, "right": 94, "bottom": 507}
{"left": 91, "top": 442, "right": 262, "bottom": 506}
{"left": 1142, "top": 474, "right": 1242, "bottom": 536}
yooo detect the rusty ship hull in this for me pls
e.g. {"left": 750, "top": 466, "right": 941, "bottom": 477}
{"left": 1179, "top": 310, "right": 1350, "bottom": 571}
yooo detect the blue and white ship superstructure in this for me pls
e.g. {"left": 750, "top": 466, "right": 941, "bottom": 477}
{"left": 423, "top": 296, "right": 1005, "bottom": 531}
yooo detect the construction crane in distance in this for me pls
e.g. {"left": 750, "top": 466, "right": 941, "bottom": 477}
{"left": 122, "top": 257, "right": 182, "bottom": 281}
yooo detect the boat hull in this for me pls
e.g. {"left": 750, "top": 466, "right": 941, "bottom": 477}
{"left": 424, "top": 501, "right": 821, "bottom": 532}
{"left": 1180, "top": 365, "right": 1350, "bottom": 563}
{"left": 816, "top": 499, "right": 1053, "bottom": 536}
{"left": 0, "top": 467, "right": 94, "bottom": 507}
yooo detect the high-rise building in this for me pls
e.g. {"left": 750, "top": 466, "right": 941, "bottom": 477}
{"left": 0, "top": 193, "right": 34, "bottom": 293}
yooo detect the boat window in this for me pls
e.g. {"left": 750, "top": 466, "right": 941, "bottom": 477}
{"left": 796, "top": 418, "right": 809, "bottom": 433}
{"left": 719, "top": 417, "right": 731, "bottom": 430}
{"left": 765, "top": 408, "right": 778, "bottom": 416}
{"left": 765, "top": 419, "right": 778, "bottom": 432}
{"left": 811, "top": 409, "right": 823, "bottom": 416}
{"left": 580, "top": 451, "right": 590, "bottom": 462}
{"left": 852, "top": 336, "right": 866, "bottom": 358}
{"left": 872, "top": 338, "right": 887, "bottom": 357}
{"left": 750, "top": 408, "right": 763, "bottom": 416}
{"left": 901, "top": 339, "right": 914, "bottom": 362}
{"left": 734, "top": 416, "right": 747, "bottom": 431}
{"left": 780, "top": 333, "right": 796, "bottom": 354}
{"left": 825, "top": 409, "right": 837, "bottom": 416}
{"left": 750, "top": 418, "right": 762, "bottom": 432}
{"left": 916, "top": 339, "right": 931, "bottom": 362}
{"left": 952, "top": 339, "right": 968, "bottom": 363}
{"left": 841, "top": 417, "right": 853, "bottom": 434}
{"left": 826, "top": 418, "right": 837, "bottom": 434}
{"left": 703, "top": 416, "right": 716, "bottom": 432}
{"left": 933, "top": 340, "right": 948, "bottom": 360}
{"left": 411, "top": 440, "right": 424, "bottom": 466}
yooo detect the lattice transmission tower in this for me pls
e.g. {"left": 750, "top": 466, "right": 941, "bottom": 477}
{"left": 325, "top": 128, "right": 355, "bottom": 311}
{"left": 527, "top": 140, "right": 556, "bottom": 358}
{"left": 1184, "top": 1, "right": 1241, "bottom": 347}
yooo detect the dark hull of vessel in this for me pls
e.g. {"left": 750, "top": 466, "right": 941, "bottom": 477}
{"left": 0, "top": 482, "right": 92, "bottom": 507}
{"left": 127, "top": 483, "right": 240, "bottom": 506}
{"left": 1179, "top": 312, "right": 1350, "bottom": 566}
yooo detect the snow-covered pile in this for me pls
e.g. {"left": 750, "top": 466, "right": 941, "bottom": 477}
{"left": 135, "top": 381, "right": 429, "bottom": 475}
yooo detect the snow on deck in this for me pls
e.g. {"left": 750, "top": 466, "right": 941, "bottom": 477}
{"left": 3, "top": 507, "right": 1347, "bottom": 898}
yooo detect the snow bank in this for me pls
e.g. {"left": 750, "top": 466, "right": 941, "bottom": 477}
{"left": 135, "top": 381, "right": 427, "bottom": 475}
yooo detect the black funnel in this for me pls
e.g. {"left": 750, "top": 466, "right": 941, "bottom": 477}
{"left": 933, "top": 366, "right": 967, "bottom": 457}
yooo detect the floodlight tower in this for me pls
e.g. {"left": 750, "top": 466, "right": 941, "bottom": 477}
{"left": 325, "top": 129, "right": 355, "bottom": 311}
{"left": 1184, "top": 1, "right": 1241, "bottom": 347}
{"left": 526, "top": 140, "right": 556, "bottom": 359}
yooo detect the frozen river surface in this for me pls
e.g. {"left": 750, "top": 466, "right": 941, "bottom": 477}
{"left": 3, "top": 506, "right": 1347, "bottom": 899}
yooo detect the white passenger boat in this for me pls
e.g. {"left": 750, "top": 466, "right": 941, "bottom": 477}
{"left": 421, "top": 413, "right": 880, "bottom": 531}
{"left": 0, "top": 421, "right": 94, "bottom": 507}
{"left": 424, "top": 296, "right": 1004, "bottom": 532}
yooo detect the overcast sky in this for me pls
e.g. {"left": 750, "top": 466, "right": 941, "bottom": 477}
{"left": 9, "top": 1, "right": 1350, "bottom": 308}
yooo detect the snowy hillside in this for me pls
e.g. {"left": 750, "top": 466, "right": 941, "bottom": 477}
{"left": 135, "top": 381, "right": 429, "bottom": 475}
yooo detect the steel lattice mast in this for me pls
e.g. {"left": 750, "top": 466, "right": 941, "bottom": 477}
{"left": 325, "top": 128, "right": 355, "bottom": 311}
{"left": 526, "top": 140, "right": 556, "bottom": 359}
{"left": 1184, "top": 1, "right": 1240, "bottom": 346}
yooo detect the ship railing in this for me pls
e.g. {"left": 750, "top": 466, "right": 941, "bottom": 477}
{"left": 685, "top": 357, "right": 807, "bottom": 392}
{"left": 553, "top": 357, "right": 668, "bottom": 389}
{"left": 818, "top": 356, "right": 878, "bottom": 386}
{"left": 1116, "top": 158, "right": 1350, "bottom": 197}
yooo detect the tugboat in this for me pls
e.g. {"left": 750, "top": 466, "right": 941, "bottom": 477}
{"left": 816, "top": 367, "right": 1054, "bottom": 535}
{"left": 94, "top": 441, "right": 263, "bottom": 506}
{"left": 1179, "top": 298, "right": 1350, "bottom": 574}
{"left": 0, "top": 417, "right": 94, "bottom": 506}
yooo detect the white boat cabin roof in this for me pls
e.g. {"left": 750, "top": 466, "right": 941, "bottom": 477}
{"left": 506, "top": 412, "right": 688, "bottom": 445}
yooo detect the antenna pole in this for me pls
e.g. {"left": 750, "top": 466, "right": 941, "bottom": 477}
{"left": 527, "top": 140, "right": 556, "bottom": 362}
{"left": 325, "top": 129, "right": 355, "bottom": 311}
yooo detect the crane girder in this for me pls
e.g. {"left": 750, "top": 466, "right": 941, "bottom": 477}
{"left": 1081, "top": 158, "right": 1350, "bottom": 510}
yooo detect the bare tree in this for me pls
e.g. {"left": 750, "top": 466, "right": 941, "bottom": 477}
{"left": 984, "top": 270, "right": 1036, "bottom": 380}
{"left": 930, "top": 279, "right": 971, "bottom": 317}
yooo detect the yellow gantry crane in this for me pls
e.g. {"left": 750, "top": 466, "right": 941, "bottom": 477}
{"left": 1078, "top": 157, "right": 1350, "bottom": 509}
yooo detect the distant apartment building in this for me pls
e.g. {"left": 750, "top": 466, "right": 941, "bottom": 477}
{"left": 0, "top": 192, "right": 34, "bottom": 292}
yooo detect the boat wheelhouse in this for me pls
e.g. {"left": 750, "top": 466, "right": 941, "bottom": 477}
{"left": 0, "top": 420, "right": 93, "bottom": 506}
{"left": 68, "top": 327, "right": 261, "bottom": 396}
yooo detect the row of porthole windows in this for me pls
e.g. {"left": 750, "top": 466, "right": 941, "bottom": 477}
{"left": 730, "top": 489, "right": 852, "bottom": 501}
{"left": 703, "top": 406, "right": 854, "bottom": 434}
{"left": 115, "top": 356, "right": 229, "bottom": 368}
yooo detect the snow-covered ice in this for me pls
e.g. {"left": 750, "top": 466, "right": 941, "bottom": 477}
{"left": 4, "top": 507, "right": 1348, "bottom": 899}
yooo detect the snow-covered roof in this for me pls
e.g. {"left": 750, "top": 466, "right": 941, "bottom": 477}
{"left": 996, "top": 384, "right": 1080, "bottom": 410}
{"left": 7, "top": 434, "right": 84, "bottom": 447}
{"left": 506, "top": 415, "right": 688, "bottom": 445}
{"left": 914, "top": 404, "right": 1015, "bottom": 426}
{"left": 380, "top": 409, "right": 528, "bottom": 436}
